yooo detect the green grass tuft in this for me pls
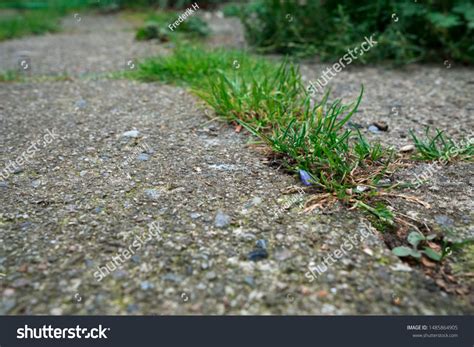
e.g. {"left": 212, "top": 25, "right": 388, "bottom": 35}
{"left": 0, "top": 70, "right": 22, "bottom": 82}
{"left": 131, "top": 46, "right": 413, "bottom": 224}
{"left": 133, "top": 45, "right": 273, "bottom": 85}
{"left": 410, "top": 128, "right": 473, "bottom": 162}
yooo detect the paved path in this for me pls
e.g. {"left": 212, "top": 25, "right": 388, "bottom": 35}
{"left": 0, "top": 14, "right": 472, "bottom": 315}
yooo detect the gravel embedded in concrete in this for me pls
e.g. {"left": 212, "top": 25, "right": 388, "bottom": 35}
{"left": 0, "top": 13, "right": 472, "bottom": 315}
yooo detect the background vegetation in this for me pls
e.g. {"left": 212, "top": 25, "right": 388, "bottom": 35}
{"left": 237, "top": 0, "right": 474, "bottom": 64}
{"left": 0, "top": 0, "right": 224, "bottom": 40}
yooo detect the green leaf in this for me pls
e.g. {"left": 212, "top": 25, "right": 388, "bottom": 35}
{"left": 407, "top": 231, "right": 425, "bottom": 247}
{"left": 422, "top": 248, "right": 442, "bottom": 261}
{"left": 392, "top": 246, "right": 413, "bottom": 257}
{"left": 426, "top": 234, "right": 437, "bottom": 241}
{"left": 427, "top": 12, "right": 462, "bottom": 29}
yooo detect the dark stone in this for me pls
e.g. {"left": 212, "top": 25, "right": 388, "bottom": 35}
{"left": 247, "top": 248, "right": 268, "bottom": 262}
{"left": 372, "top": 121, "right": 389, "bottom": 131}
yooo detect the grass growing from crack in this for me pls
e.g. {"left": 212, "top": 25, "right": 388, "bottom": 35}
{"left": 134, "top": 47, "right": 396, "bottom": 202}
{"left": 126, "top": 46, "right": 472, "bottom": 281}
{"left": 194, "top": 52, "right": 394, "bottom": 199}
{"left": 195, "top": 58, "right": 302, "bottom": 128}
{"left": 132, "top": 45, "right": 275, "bottom": 85}
{"left": 0, "top": 70, "right": 22, "bottom": 82}
{"left": 410, "top": 128, "right": 473, "bottom": 162}
{"left": 132, "top": 46, "right": 467, "bottom": 227}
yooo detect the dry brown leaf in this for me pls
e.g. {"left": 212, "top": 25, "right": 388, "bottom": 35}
{"left": 426, "top": 241, "right": 441, "bottom": 252}
{"left": 455, "top": 287, "right": 470, "bottom": 295}
{"left": 446, "top": 275, "right": 456, "bottom": 282}
{"left": 379, "top": 192, "right": 431, "bottom": 208}
{"left": 435, "top": 279, "right": 447, "bottom": 290}
{"left": 421, "top": 257, "right": 436, "bottom": 268}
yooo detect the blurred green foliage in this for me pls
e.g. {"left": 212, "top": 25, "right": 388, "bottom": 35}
{"left": 98, "top": 0, "right": 227, "bottom": 9}
{"left": 222, "top": 3, "right": 244, "bottom": 17}
{"left": 0, "top": 0, "right": 229, "bottom": 10}
{"left": 135, "top": 13, "right": 209, "bottom": 41}
{"left": 136, "top": 21, "right": 170, "bottom": 41}
{"left": 241, "top": 0, "right": 474, "bottom": 64}
{"left": 0, "top": 10, "right": 61, "bottom": 40}
{"left": 0, "top": 0, "right": 78, "bottom": 41}
{"left": 0, "top": 0, "right": 214, "bottom": 41}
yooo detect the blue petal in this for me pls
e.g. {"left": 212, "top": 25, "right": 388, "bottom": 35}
{"left": 299, "top": 169, "right": 312, "bottom": 186}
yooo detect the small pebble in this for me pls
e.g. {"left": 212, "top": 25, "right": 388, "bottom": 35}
{"left": 20, "top": 222, "right": 32, "bottom": 231}
{"left": 137, "top": 153, "right": 150, "bottom": 161}
{"left": 50, "top": 308, "right": 63, "bottom": 315}
{"left": 122, "top": 129, "right": 140, "bottom": 138}
{"left": 112, "top": 270, "right": 127, "bottom": 279}
{"left": 214, "top": 210, "right": 231, "bottom": 228}
{"left": 377, "top": 179, "right": 391, "bottom": 187}
{"left": 190, "top": 212, "right": 201, "bottom": 219}
{"left": 244, "top": 196, "right": 262, "bottom": 209}
{"left": 162, "top": 273, "right": 182, "bottom": 283}
{"left": 140, "top": 281, "right": 153, "bottom": 290}
{"left": 75, "top": 99, "right": 87, "bottom": 109}
{"left": 399, "top": 144, "right": 415, "bottom": 152}
{"left": 355, "top": 185, "right": 369, "bottom": 193}
{"left": 274, "top": 249, "right": 292, "bottom": 261}
{"left": 434, "top": 214, "right": 454, "bottom": 228}
{"left": 256, "top": 239, "right": 268, "bottom": 250}
{"left": 144, "top": 189, "right": 160, "bottom": 200}
{"left": 206, "top": 271, "right": 217, "bottom": 280}
{"left": 3, "top": 288, "right": 15, "bottom": 297}
{"left": 208, "top": 164, "right": 238, "bottom": 171}
{"left": 244, "top": 276, "right": 255, "bottom": 287}
{"left": 368, "top": 125, "right": 381, "bottom": 134}
{"left": 126, "top": 304, "right": 139, "bottom": 314}
{"left": 390, "top": 263, "right": 412, "bottom": 272}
